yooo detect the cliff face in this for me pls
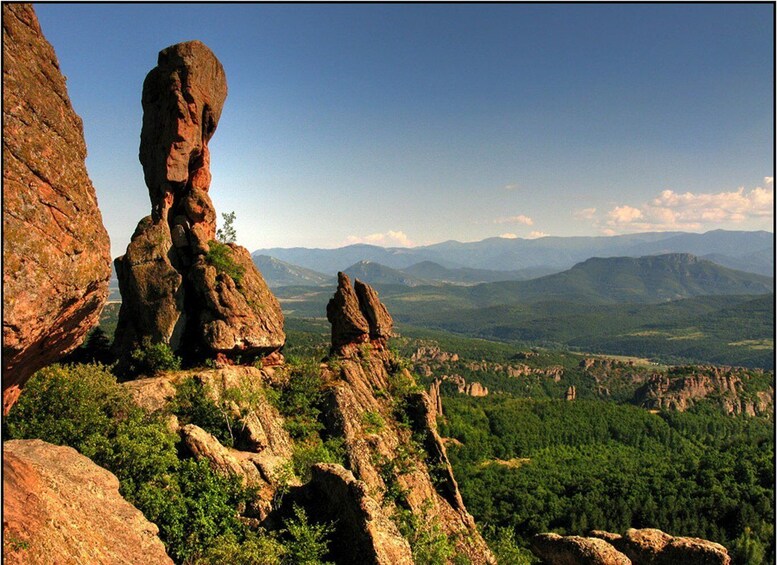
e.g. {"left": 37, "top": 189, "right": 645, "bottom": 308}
{"left": 3, "top": 440, "right": 173, "bottom": 564}
{"left": 113, "top": 40, "right": 284, "bottom": 369}
{"left": 2, "top": 3, "right": 111, "bottom": 413}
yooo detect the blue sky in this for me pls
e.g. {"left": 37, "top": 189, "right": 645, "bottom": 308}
{"left": 34, "top": 3, "right": 774, "bottom": 257}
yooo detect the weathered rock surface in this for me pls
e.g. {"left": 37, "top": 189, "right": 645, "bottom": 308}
{"left": 535, "top": 528, "right": 731, "bottom": 565}
{"left": 566, "top": 385, "right": 577, "bottom": 401}
{"left": 327, "top": 272, "right": 371, "bottom": 351}
{"left": 354, "top": 279, "right": 394, "bottom": 343}
{"left": 306, "top": 463, "right": 414, "bottom": 565}
{"left": 2, "top": 3, "right": 111, "bottom": 413}
{"left": 532, "top": 533, "right": 632, "bottom": 565}
{"left": 114, "top": 40, "right": 284, "bottom": 368}
{"left": 430, "top": 378, "right": 444, "bottom": 416}
{"left": 3, "top": 439, "right": 172, "bottom": 564}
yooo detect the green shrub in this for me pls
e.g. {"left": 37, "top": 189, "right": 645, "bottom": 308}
{"left": 206, "top": 240, "right": 245, "bottom": 284}
{"left": 273, "top": 359, "right": 327, "bottom": 441}
{"left": 361, "top": 410, "right": 386, "bottom": 434}
{"left": 291, "top": 437, "right": 346, "bottom": 482}
{"left": 129, "top": 337, "right": 181, "bottom": 375}
{"left": 394, "top": 503, "right": 455, "bottom": 565}
{"left": 4, "top": 363, "right": 136, "bottom": 459}
{"left": 282, "top": 504, "right": 334, "bottom": 565}
{"left": 194, "top": 530, "right": 286, "bottom": 565}
{"left": 483, "top": 526, "right": 537, "bottom": 565}
{"left": 171, "top": 377, "right": 236, "bottom": 447}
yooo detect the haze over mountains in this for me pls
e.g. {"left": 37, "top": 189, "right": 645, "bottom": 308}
{"left": 253, "top": 230, "right": 774, "bottom": 284}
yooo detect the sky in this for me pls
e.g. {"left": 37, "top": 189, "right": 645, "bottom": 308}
{"left": 33, "top": 3, "right": 774, "bottom": 258}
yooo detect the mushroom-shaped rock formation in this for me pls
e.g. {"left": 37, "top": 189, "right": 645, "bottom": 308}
{"left": 113, "top": 41, "right": 284, "bottom": 369}
{"left": 326, "top": 273, "right": 393, "bottom": 354}
{"left": 2, "top": 3, "right": 111, "bottom": 413}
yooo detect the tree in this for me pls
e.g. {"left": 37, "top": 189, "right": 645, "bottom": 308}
{"left": 216, "top": 211, "right": 237, "bottom": 244}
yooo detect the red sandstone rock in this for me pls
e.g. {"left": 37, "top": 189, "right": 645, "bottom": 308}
{"left": 2, "top": 3, "right": 111, "bottom": 413}
{"left": 3, "top": 439, "right": 173, "bottom": 564}
{"left": 114, "top": 41, "right": 284, "bottom": 368}
{"left": 327, "top": 272, "right": 370, "bottom": 351}
{"left": 354, "top": 278, "right": 394, "bottom": 343}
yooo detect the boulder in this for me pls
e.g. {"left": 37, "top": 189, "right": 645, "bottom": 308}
{"left": 531, "top": 533, "right": 632, "bottom": 565}
{"left": 602, "top": 528, "right": 731, "bottom": 565}
{"left": 114, "top": 40, "right": 284, "bottom": 368}
{"left": 2, "top": 3, "right": 111, "bottom": 413}
{"left": 3, "top": 439, "right": 172, "bottom": 564}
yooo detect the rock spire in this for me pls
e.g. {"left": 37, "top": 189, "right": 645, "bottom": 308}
{"left": 113, "top": 41, "right": 284, "bottom": 369}
{"left": 326, "top": 273, "right": 393, "bottom": 354}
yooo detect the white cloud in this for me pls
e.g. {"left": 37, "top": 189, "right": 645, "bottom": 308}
{"left": 598, "top": 179, "right": 774, "bottom": 233}
{"left": 527, "top": 231, "right": 549, "bottom": 239}
{"left": 499, "top": 233, "right": 519, "bottom": 239}
{"left": 574, "top": 207, "right": 597, "bottom": 220}
{"left": 494, "top": 214, "right": 534, "bottom": 225}
{"left": 345, "top": 230, "right": 414, "bottom": 247}
{"left": 504, "top": 183, "right": 520, "bottom": 191}
{"left": 607, "top": 205, "right": 644, "bottom": 225}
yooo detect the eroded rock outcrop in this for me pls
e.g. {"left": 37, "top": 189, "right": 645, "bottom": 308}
{"left": 3, "top": 439, "right": 173, "bottom": 564}
{"left": 2, "top": 3, "right": 111, "bottom": 413}
{"left": 327, "top": 272, "right": 372, "bottom": 351}
{"left": 323, "top": 281, "right": 495, "bottom": 563}
{"left": 610, "top": 528, "right": 730, "bottom": 565}
{"left": 533, "top": 528, "right": 731, "bottom": 565}
{"left": 114, "top": 40, "right": 284, "bottom": 369}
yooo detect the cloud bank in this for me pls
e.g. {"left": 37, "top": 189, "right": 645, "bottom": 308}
{"left": 597, "top": 178, "right": 773, "bottom": 233}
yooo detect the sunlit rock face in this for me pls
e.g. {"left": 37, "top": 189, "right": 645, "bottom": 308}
{"left": 2, "top": 3, "right": 111, "bottom": 413}
{"left": 113, "top": 40, "right": 284, "bottom": 370}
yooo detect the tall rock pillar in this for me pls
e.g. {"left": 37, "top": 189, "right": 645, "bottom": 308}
{"left": 113, "top": 41, "right": 284, "bottom": 370}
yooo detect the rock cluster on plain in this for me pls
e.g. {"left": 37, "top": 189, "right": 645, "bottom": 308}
{"left": 3, "top": 439, "right": 173, "bottom": 564}
{"left": 2, "top": 3, "right": 111, "bottom": 413}
{"left": 326, "top": 272, "right": 393, "bottom": 353}
{"left": 634, "top": 367, "right": 773, "bottom": 416}
{"left": 113, "top": 40, "right": 284, "bottom": 368}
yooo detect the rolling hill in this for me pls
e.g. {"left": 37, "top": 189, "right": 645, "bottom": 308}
{"left": 252, "top": 254, "right": 333, "bottom": 288}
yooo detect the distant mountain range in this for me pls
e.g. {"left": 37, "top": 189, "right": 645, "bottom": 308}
{"left": 252, "top": 254, "right": 557, "bottom": 289}
{"left": 253, "top": 229, "right": 774, "bottom": 279}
